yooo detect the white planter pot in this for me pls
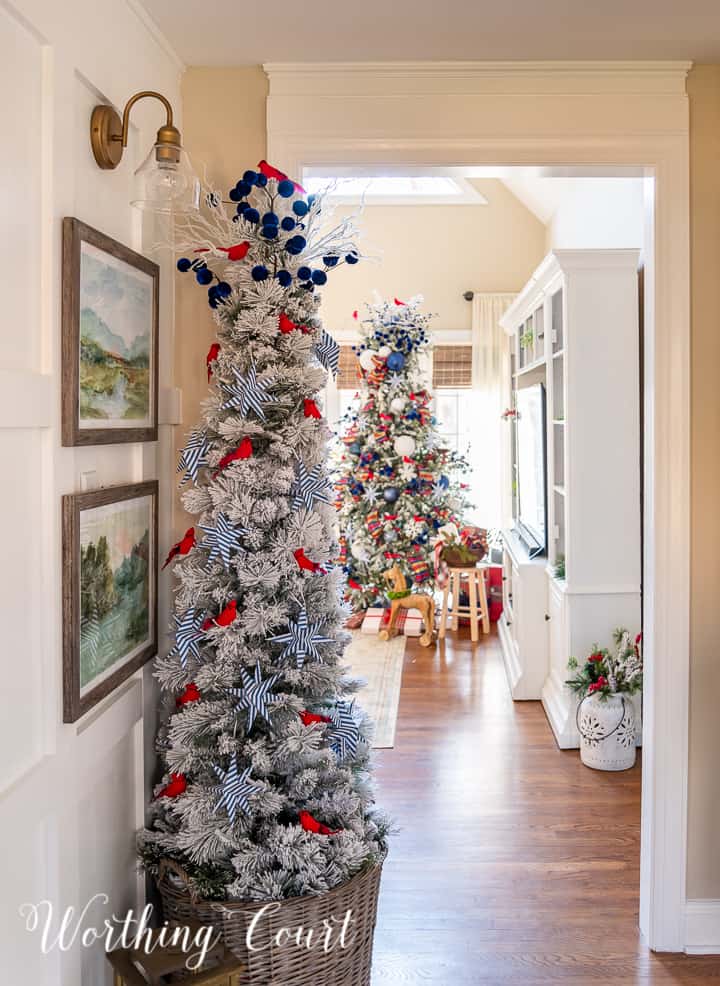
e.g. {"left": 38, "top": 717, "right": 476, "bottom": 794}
{"left": 577, "top": 693, "right": 637, "bottom": 771}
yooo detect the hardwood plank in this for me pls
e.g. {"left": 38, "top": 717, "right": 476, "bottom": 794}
{"left": 371, "top": 629, "right": 719, "bottom": 984}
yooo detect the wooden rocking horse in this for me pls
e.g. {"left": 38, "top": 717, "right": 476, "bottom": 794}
{"left": 378, "top": 563, "right": 435, "bottom": 647}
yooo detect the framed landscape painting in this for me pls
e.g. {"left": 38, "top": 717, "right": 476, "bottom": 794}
{"left": 62, "top": 218, "right": 159, "bottom": 445}
{"left": 62, "top": 481, "right": 158, "bottom": 722}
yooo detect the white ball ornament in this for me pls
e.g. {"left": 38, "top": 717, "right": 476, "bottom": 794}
{"left": 389, "top": 397, "right": 406, "bottom": 414}
{"left": 358, "top": 349, "right": 376, "bottom": 372}
{"left": 351, "top": 540, "right": 369, "bottom": 561}
{"left": 378, "top": 345, "right": 391, "bottom": 358}
{"left": 393, "top": 434, "right": 416, "bottom": 457}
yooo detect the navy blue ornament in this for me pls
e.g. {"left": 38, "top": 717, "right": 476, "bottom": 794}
{"left": 292, "top": 200, "right": 309, "bottom": 217}
{"left": 307, "top": 194, "right": 317, "bottom": 205}
{"left": 255, "top": 173, "right": 268, "bottom": 187}
{"left": 243, "top": 169, "right": 258, "bottom": 184}
{"left": 237, "top": 180, "right": 252, "bottom": 196}
{"left": 297, "top": 266, "right": 312, "bottom": 281}
{"left": 387, "top": 351, "right": 405, "bottom": 371}
{"left": 263, "top": 212, "right": 279, "bottom": 226}
{"left": 229, "top": 187, "right": 241, "bottom": 202}
{"left": 301, "top": 283, "right": 314, "bottom": 292}
{"left": 251, "top": 265, "right": 269, "bottom": 281}
{"left": 277, "top": 179, "right": 295, "bottom": 197}
{"left": 276, "top": 270, "right": 292, "bottom": 287}
{"left": 438, "top": 474, "right": 450, "bottom": 489}
{"left": 216, "top": 281, "right": 232, "bottom": 298}
{"left": 281, "top": 216, "right": 296, "bottom": 231}
{"left": 311, "top": 270, "right": 327, "bottom": 285}
{"left": 345, "top": 252, "right": 359, "bottom": 265}
{"left": 196, "top": 268, "right": 213, "bottom": 286}
{"left": 381, "top": 465, "right": 394, "bottom": 477}
{"left": 236, "top": 201, "right": 249, "bottom": 215}
{"left": 244, "top": 208, "right": 260, "bottom": 224}
{"left": 323, "top": 255, "right": 339, "bottom": 267}
{"left": 383, "top": 486, "right": 400, "bottom": 503}
{"left": 285, "top": 234, "right": 307, "bottom": 255}
{"left": 262, "top": 226, "right": 278, "bottom": 239}
{"left": 177, "top": 258, "right": 192, "bottom": 272}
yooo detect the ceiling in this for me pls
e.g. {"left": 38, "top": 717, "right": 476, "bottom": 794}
{"left": 139, "top": 0, "right": 720, "bottom": 65}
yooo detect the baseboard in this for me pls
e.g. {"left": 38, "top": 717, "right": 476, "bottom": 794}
{"left": 685, "top": 899, "right": 720, "bottom": 953}
{"left": 541, "top": 672, "right": 580, "bottom": 749}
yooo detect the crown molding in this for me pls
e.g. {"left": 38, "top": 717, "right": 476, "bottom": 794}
{"left": 264, "top": 60, "right": 692, "bottom": 97}
{"left": 125, "top": 0, "right": 186, "bottom": 74}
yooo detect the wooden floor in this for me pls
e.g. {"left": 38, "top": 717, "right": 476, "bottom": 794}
{"left": 371, "top": 629, "right": 719, "bottom": 984}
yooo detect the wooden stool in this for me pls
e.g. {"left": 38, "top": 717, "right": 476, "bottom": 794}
{"left": 439, "top": 565, "right": 490, "bottom": 643}
{"left": 107, "top": 922, "right": 244, "bottom": 986}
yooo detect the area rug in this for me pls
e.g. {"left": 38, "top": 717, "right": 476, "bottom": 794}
{"left": 343, "top": 631, "right": 406, "bottom": 748}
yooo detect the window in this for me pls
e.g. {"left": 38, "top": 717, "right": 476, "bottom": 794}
{"left": 432, "top": 345, "right": 473, "bottom": 389}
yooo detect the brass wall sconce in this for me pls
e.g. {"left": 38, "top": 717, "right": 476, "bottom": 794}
{"left": 90, "top": 91, "right": 199, "bottom": 213}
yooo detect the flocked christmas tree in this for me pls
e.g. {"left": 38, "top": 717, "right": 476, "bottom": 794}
{"left": 139, "top": 161, "right": 387, "bottom": 901}
{"left": 336, "top": 297, "right": 472, "bottom": 612}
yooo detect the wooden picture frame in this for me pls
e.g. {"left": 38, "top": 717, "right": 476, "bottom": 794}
{"left": 62, "top": 218, "right": 159, "bottom": 446}
{"left": 62, "top": 481, "right": 158, "bottom": 722}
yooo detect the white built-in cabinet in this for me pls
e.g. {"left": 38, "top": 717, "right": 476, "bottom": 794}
{"left": 498, "top": 250, "right": 642, "bottom": 748}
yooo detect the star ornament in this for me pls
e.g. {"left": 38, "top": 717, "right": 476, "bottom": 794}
{"left": 292, "top": 461, "right": 331, "bottom": 511}
{"left": 199, "top": 512, "right": 248, "bottom": 570}
{"left": 227, "top": 664, "right": 281, "bottom": 731}
{"left": 388, "top": 373, "right": 404, "bottom": 393}
{"left": 213, "top": 759, "right": 260, "bottom": 824}
{"left": 177, "top": 430, "right": 210, "bottom": 485}
{"left": 221, "top": 363, "right": 275, "bottom": 420}
{"left": 328, "top": 700, "right": 362, "bottom": 760}
{"left": 169, "top": 608, "right": 205, "bottom": 669}
{"left": 315, "top": 329, "right": 340, "bottom": 377}
{"left": 270, "top": 608, "right": 334, "bottom": 669}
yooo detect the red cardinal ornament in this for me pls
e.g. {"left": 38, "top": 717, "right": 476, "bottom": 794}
{"left": 218, "top": 241, "right": 250, "bottom": 262}
{"left": 348, "top": 578, "right": 362, "bottom": 591}
{"left": 294, "top": 548, "right": 325, "bottom": 574}
{"left": 258, "top": 160, "right": 305, "bottom": 193}
{"left": 279, "top": 312, "right": 297, "bottom": 334}
{"left": 394, "top": 297, "right": 406, "bottom": 306}
{"left": 158, "top": 773, "right": 187, "bottom": 799}
{"left": 213, "top": 437, "right": 253, "bottom": 476}
{"left": 303, "top": 398, "right": 322, "bottom": 419}
{"left": 352, "top": 310, "right": 359, "bottom": 320}
{"left": 299, "top": 710, "right": 331, "bottom": 726}
{"left": 206, "top": 342, "right": 221, "bottom": 381}
{"left": 202, "top": 599, "right": 238, "bottom": 630}
{"left": 162, "top": 528, "right": 196, "bottom": 570}
{"left": 176, "top": 682, "right": 201, "bottom": 707}
{"left": 299, "top": 811, "right": 340, "bottom": 836}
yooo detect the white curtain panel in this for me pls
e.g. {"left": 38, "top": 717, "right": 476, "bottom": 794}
{"left": 470, "top": 293, "right": 516, "bottom": 529}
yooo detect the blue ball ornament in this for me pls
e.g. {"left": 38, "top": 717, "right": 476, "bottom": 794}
{"left": 255, "top": 173, "right": 268, "bottom": 187}
{"left": 262, "top": 225, "right": 278, "bottom": 239}
{"left": 277, "top": 179, "right": 294, "bottom": 197}
{"left": 285, "top": 234, "right": 307, "bottom": 255}
{"left": 262, "top": 212, "right": 279, "bottom": 226}
{"left": 276, "top": 270, "right": 292, "bottom": 287}
{"left": 307, "top": 194, "right": 317, "bottom": 205}
{"left": 229, "top": 187, "right": 241, "bottom": 202}
{"left": 345, "top": 252, "right": 359, "bottom": 265}
{"left": 297, "top": 266, "right": 312, "bottom": 281}
{"left": 216, "top": 281, "right": 232, "bottom": 297}
{"left": 281, "top": 216, "right": 296, "bottom": 231}
{"left": 323, "top": 255, "right": 339, "bottom": 267}
{"left": 438, "top": 475, "right": 450, "bottom": 489}
{"left": 236, "top": 201, "right": 249, "bottom": 215}
{"left": 311, "top": 269, "right": 327, "bottom": 285}
{"left": 292, "top": 200, "right": 309, "bottom": 217}
{"left": 243, "top": 170, "right": 258, "bottom": 184}
{"left": 251, "top": 265, "right": 269, "bottom": 281}
{"left": 244, "top": 208, "right": 260, "bottom": 224}
{"left": 383, "top": 486, "right": 400, "bottom": 503}
{"left": 176, "top": 258, "right": 191, "bottom": 272}
{"left": 196, "top": 267, "right": 213, "bottom": 286}
{"left": 236, "top": 180, "right": 252, "bottom": 196}
{"left": 386, "top": 351, "right": 405, "bottom": 372}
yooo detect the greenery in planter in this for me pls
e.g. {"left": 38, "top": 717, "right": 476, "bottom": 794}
{"left": 553, "top": 554, "right": 566, "bottom": 580}
{"left": 520, "top": 330, "right": 534, "bottom": 350}
{"left": 566, "top": 628, "right": 643, "bottom": 699}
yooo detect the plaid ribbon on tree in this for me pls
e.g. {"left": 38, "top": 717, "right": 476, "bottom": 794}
{"left": 366, "top": 510, "right": 383, "bottom": 539}
{"left": 408, "top": 552, "right": 432, "bottom": 583}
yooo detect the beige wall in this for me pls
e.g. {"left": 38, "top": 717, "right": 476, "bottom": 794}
{"left": 318, "top": 181, "right": 545, "bottom": 337}
{"left": 177, "top": 64, "right": 720, "bottom": 901}
{"left": 175, "top": 67, "right": 268, "bottom": 529}
{"left": 686, "top": 64, "right": 720, "bottom": 900}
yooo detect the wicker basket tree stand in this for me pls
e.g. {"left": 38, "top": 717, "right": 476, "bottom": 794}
{"left": 157, "top": 857, "right": 385, "bottom": 986}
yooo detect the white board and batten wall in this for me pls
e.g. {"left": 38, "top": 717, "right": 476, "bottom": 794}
{"left": 0, "top": 2, "right": 182, "bottom": 983}
{"left": 497, "top": 249, "right": 642, "bottom": 747}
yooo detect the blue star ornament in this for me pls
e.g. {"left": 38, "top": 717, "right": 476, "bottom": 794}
{"left": 177, "top": 430, "right": 210, "bottom": 485}
{"left": 228, "top": 664, "right": 281, "bottom": 730}
{"left": 199, "top": 513, "right": 247, "bottom": 570}
{"left": 328, "top": 700, "right": 361, "bottom": 760}
{"left": 270, "top": 609, "right": 334, "bottom": 669}
{"left": 169, "top": 608, "right": 205, "bottom": 669}
{"left": 315, "top": 329, "right": 340, "bottom": 377}
{"left": 292, "top": 461, "right": 331, "bottom": 511}
{"left": 221, "top": 363, "right": 275, "bottom": 420}
{"left": 213, "top": 759, "right": 260, "bottom": 824}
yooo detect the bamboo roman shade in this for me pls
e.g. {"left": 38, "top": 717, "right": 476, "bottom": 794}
{"left": 432, "top": 345, "right": 473, "bottom": 388}
{"left": 337, "top": 345, "right": 360, "bottom": 389}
